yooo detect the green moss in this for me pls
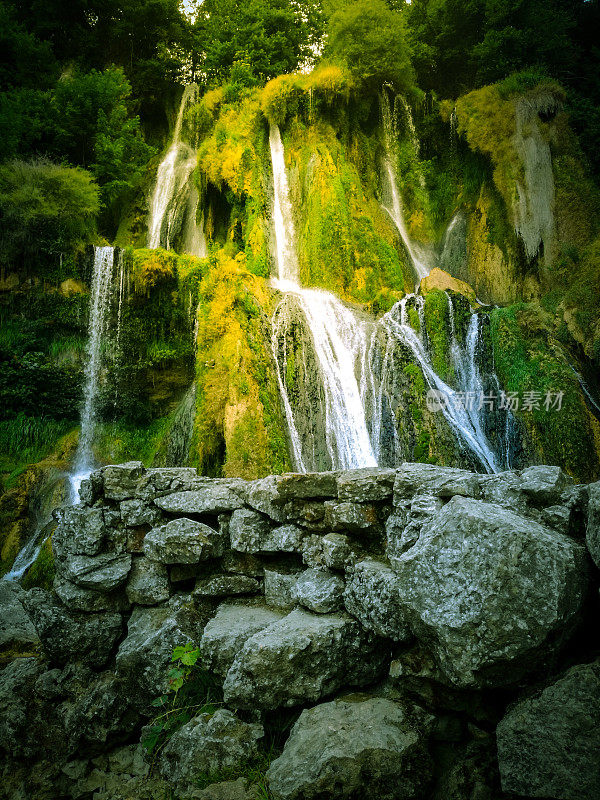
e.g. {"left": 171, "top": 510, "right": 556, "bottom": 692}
{"left": 21, "top": 537, "right": 55, "bottom": 591}
{"left": 423, "top": 290, "right": 452, "bottom": 381}
{"left": 490, "top": 303, "right": 599, "bottom": 481}
{"left": 93, "top": 417, "right": 175, "bottom": 467}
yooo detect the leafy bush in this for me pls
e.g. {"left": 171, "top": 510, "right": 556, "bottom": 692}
{"left": 327, "top": 0, "right": 415, "bottom": 93}
{"left": 0, "top": 159, "right": 99, "bottom": 268}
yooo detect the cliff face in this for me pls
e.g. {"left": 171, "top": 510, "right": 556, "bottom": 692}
{"left": 2, "top": 73, "right": 600, "bottom": 580}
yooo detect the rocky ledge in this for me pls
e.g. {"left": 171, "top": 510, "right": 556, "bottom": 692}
{"left": 1, "top": 462, "right": 599, "bottom": 800}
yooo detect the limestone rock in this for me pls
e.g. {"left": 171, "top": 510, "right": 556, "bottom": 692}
{"left": 344, "top": 559, "right": 411, "bottom": 641}
{"left": 126, "top": 557, "right": 170, "bottom": 605}
{"left": 154, "top": 485, "right": 244, "bottom": 515}
{"left": 144, "top": 518, "right": 224, "bottom": 564}
{"left": 0, "top": 583, "right": 40, "bottom": 655}
{"left": 264, "top": 568, "right": 299, "bottom": 609}
{"left": 266, "top": 696, "right": 432, "bottom": 800}
{"left": 61, "top": 551, "right": 132, "bottom": 592}
{"left": 54, "top": 505, "right": 107, "bottom": 557}
{"left": 336, "top": 467, "right": 396, "bottom": 503}
{"left": 497, "top": 661, "right": 600, "bottom": 800}
{"left": 419, "top": 267, "right": 476, "bottom": 303}
{"left": 193, "top": 574, "right": 260, "bottom": 598}
{"left": 386, "top": 494, "right": 444, "bottom": 559}
{"left": 223, "top": 608, "right": 388, "bottom": 710}
{"left": 229, "top": 509, "right": 272, "bottom": 552}
{"left": 273, "top": 472, "right": 338, "bottom": 500}
{"left": 324, "top": 501, "right": 382, "bottom": 535}
{"left": 53, "top": 575, "right": 130, "bottom": 613}
{"left": 294, "top": 568, "right": 344, "bottom": 613}
{"left": 186, "top": 778, "right": 260, "bottom": 800}
{"left": 0, "top": 657, "right": 46, "bottom": 758}
{"left": 321, "top": 533, "right": 353, "bottom": 569}
{"left": 390, "top": 496, "right": 588, "bottom": 688}
{"left": 200, "top": 603, "right": 285, "bottom": 676}
{"left": 22, "top": 589, "right": 122, "bottom": 667}
{"left": 586, "top": 481, "right": 600, "bottom": 568}
{"left": 103, "top": 462, "right": 144, "bottom": 501}
{"left": 120, "top": 498, "right": 162, "bottom": 527}
{"left": 394, "top": 463, "right": 481, "bottom": 503}
{"left": 520, "top": 465, "right": 573, "bottom": 505}
{"left": 159, "top": 709, "right": 263, "bottom": 790}
{"left": 116, "top": 596, "right": 204, "bottom": 700}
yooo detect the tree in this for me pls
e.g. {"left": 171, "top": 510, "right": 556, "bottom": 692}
{"left": 326, "top": 0, "right": 415, "bottom": 93}
{"left": 194, "top": 0, "right": 325, "bottom": 86}
{"left": 0, "top": 159, "right": 100, "bottom": 267}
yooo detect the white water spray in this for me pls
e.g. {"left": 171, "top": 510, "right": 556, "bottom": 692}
{"left": 148, "top": 85, "right": 200, "bottom": 251}
{"left": 69, "top": 246, "right": 115, "bottom": 500}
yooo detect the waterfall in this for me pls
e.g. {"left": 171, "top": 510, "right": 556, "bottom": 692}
{"left": 69, "top": 245, "right": 115, "bottom": 500}
{"left": 269, "top": 125, "right": 299, "bottom": 284}
{"left": 147, "top": 84, "right": 201, "bottom": 252}
{"left": 269, "top": 124, "right": 376, "bottom": 471}
{"left": 369, "top": 296, "right": 501, "bottom": 473}
{"left": 380, "top": 92, "right": 431, "bottom": 285}
{"left": 268, "top": 123, "right": 508, "bottom": 475}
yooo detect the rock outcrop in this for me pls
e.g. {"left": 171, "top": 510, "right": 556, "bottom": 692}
{"left": 0, "top": 462, "right": 597, "bottom": 800}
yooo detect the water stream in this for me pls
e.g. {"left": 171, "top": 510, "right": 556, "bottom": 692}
{"left": 69, "top": 245, "right": 116, "bottom": 500}
{"left": 148, "top": 84, "right": 206, "bottom": 255}
{"left": 269, "top": 120, "right": 509, "bottom": 474}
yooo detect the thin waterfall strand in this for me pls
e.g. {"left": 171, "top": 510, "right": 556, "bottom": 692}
{"left": 70, "top": 246, "right": 115, "bottom": 499}
{"left": 148, "top": 84, "right": 199, "bottom": 250}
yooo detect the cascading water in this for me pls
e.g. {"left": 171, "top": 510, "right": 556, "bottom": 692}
{"left": 269, "top": 122, "right": 511, "bottom": 474}
{"left": 269, "top": 124, "right": 377, "bottom": 470}
{"left": 69, "top": 246, "right": 116, "bottom": 500}
{"left": 380, "top": 92, "right": 431, "bottom": 284}
{"left": 147, "top": 84, "right": 203, "bottom": 253}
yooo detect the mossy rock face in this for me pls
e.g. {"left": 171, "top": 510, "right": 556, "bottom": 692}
{"left": 491, "top": 303, "right": 600, "bottom": 482}
{"left": 191, "top": 252, "right": 291, "bottom": 480}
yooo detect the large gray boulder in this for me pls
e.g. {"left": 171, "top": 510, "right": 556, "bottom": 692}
{"left": 394, "top": 464, "right": 481, "bottom": 503}
{"left": 294, "top": 568, "right": 344, "bottom": 613}
{"left": 586, "top": 481, "right": 600, "bottom": 568}
{"left": 143, "top": 518, "right": 224, "bottom": 564}
{"left": 519, "top": 465, "right": 574, "bottom": 504}
{"left": 336, "top": 468, "right": 396, "bottom": 503}
{"left": 22, "top": 589, "right": 122, "bottom": 667}
{"left": 264, "top": 568, "right": 300, "bottom": 609}
{"left": 126, "top": 557, "right": 170, "bottom": 606}
{"left": 53, "top": 505, "right": 107, "bottom": 558}
{"left": 102, "top": 462, "right": 144, "bottom": 501}
{"left": 344, "top": 559, "right": 411, "bottom": 641}
{"left": 497, "top": 660, "right": 600, "bottom": 800}
{"left": 229, "top": 510, "right": 304, "bottom": 554}
{"left": 53, "top": 576, "right": 130, "bottom": 613}
{"left": 223, "top": 608, "right": 388, "bottom": 710}
{"left": 154, "top": 485, "right": 245, "bottom": 515}
{"left": 390, "top": 496, "right": 588, "bottom": 688}
{"left": 159, "top": 709, "right": 263, "bottom": 790}
{"left": 116, "top": 596, "right": 204, "bottom": 700}
{"left": 266, "top": 696, "right": 432, "bottom": 800}
{"left": 200, "top": 603, "right": 285, "bottom": 676}
{"left": 0, "top": 583, "right": 40, "bottom": 655}
{"left": 61, "top": 551, "right": 132, "bottom": 592}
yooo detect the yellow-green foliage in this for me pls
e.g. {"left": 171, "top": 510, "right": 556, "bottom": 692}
{"left": 453, "top": 84, "right": 521, "bottom": 210}
{"left": 198, "top": 94, "right": 266, "bottom": 197}
{"left": 491, "top": 302, "right": 600, "bottom": 481}
{"left": 260, "top": 64, "right": 354, "bottom": 125}
{"left": 131, "top": 247, "right": 206, "bottom": 298}
{"left": 192, "top": 251, "right": 290, "bottom": 479}
{"left": 286, "top": 120, "right": 412, "bottom": 303}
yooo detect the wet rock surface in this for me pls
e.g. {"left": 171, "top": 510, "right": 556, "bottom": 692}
{"left": 0, "top": 462, "right": 597, "bottom": 800}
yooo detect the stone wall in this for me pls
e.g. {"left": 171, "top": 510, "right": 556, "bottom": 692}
{"left": 1, "top": 462, "right": 599, "bottom": 800}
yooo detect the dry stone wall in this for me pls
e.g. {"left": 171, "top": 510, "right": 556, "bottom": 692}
{"left": 0, "top": 461, "right": 599, "bottom": 800}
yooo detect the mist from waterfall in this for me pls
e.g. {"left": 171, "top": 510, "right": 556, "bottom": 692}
{"left": 148, "top": 84, "right": 207, "bottom": 257}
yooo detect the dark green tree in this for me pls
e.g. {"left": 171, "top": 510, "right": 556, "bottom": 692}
{"left": 326, "top": 0, "right": 415, "bottom": 93}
